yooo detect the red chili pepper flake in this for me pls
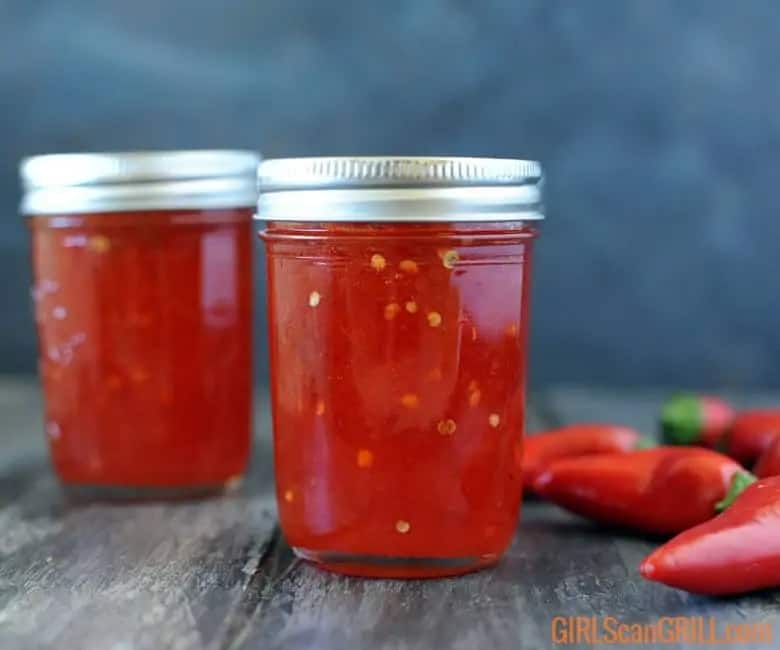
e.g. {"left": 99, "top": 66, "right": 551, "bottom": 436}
{"left": 370, "top": 253, "right": 387, "bottom": 271}
{"left": 88, "top": 235, "right": 111, "bottom": 253}
{"left": 400, "top": 393, "right": 419, "bottom": 409}
{"left": 395, "top": 520, "right": 411, "bottom": 534}
{"left": 357, "top": 449, "right": 374, "bottom": 468}
{"left": 384, "top": 303, "right": 401, "bottom": 320}
{"left": 440, "top": 249, "right": 459, "bottom": 269}
{"left": 399, "top": 259, "right": 418, "bottom": 274}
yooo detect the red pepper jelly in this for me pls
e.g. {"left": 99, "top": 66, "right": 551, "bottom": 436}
{"left": 257, "top": 157, "right": 544, "bottom": 577}
{"left": 20, "top": 151, "right": 259, "bottom": 495}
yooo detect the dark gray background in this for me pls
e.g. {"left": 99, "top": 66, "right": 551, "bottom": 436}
{"left": 2, "top": 0, "right": 778, "bottom": 388}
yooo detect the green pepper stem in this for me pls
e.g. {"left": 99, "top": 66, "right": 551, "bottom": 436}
{"left": 660, "top": 394, "right": 702, "bottom": 445}
{"left": 715, "top": 471, "right": 757, "bottom": 512}
{"left": 635, "top": 436, "right": 658, "bottom": 450}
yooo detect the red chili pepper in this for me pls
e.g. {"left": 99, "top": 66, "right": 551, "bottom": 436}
{"left": 640, "top": 475, "right": 779, "bottom": 595}
{"left": 725, "top": 410, "right": 780, "bottom": 465}
{"left": 754, "top": 435, "right": 780, "bottom": 478}
{"left": 533, "top": 447, "right": 751, "bottom": 535}
{"left": 660, "top": 394, "right": 734, "bottom": 448}
{"left": 522, "top": 424, "right": 642, "bottom": 491}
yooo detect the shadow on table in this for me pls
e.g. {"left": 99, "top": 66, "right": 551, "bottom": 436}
{"left": 0, "top": 458, "right": 57, "bottom": 505}
{"left": 520, "top": 500, "right": 669, "bottom": 544}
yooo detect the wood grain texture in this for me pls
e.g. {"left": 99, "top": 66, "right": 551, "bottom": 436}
{"left": 541, "top": 386, "right": 780, "bottom": 649}
{"left": 1, "top": 380, "right": 779, "bottom": 650}
{"left": 236, "top": 389, "right": 780, "bottom": 650}
{"left": 0, "top": 379, "right": 278, "bottom": 650}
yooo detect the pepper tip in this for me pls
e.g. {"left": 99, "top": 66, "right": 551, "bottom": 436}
{"left": 638, "top": 559, "right": 655, "bottom": 579}
{"left": 532, "top": 469, "right": 553, "bottom": 493}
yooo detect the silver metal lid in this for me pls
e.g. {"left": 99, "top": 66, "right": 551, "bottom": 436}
{"left": 256, "top": 157, "right": 544, "bottom": 222}
{"left": 20, "top": 150, "right": 261, "bottom": 215}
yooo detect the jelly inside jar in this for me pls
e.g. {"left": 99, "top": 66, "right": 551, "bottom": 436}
{"left": 30, "top": 209, "right": 254, "bottom": 490}
{"left": 263, "top": 221, "right": 536, "bottom": 577}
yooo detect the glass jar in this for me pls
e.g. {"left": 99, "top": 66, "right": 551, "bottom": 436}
{"left": 257, "top": 157, "right": 544, "bottom": 577}
{"left": 20, "top": 150, "right": 259, "bottom": 496}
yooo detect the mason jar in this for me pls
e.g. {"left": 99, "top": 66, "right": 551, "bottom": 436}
{"left": 257, "top": 157, "right": 544, "bottom": 577}
{"left": 21, "top": 150, "right": 259, "bottom": 496}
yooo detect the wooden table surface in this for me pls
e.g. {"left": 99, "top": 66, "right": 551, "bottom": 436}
{"left": 0, "top": 378, "right": 778, "bottom": 650}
